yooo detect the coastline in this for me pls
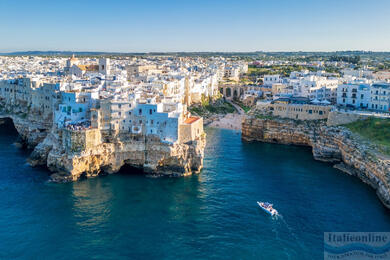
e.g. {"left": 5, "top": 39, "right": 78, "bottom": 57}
{"left": 242, "top": 116, "right": 390, "bottom": 210}
{"left": 0, "top": 112, "right": 206, "bottom": 182}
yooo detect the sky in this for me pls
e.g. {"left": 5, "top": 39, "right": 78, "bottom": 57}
{"left": 0, "top": 0, "right": 389, "bottom": 53}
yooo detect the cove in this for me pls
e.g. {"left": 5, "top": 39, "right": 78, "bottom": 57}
{"left": 0, "top": 125, "right": 389, "bottom": 259}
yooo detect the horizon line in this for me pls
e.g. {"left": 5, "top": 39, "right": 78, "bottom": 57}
{"left": 1, "top": 49, "right": 390, "bottom": 55}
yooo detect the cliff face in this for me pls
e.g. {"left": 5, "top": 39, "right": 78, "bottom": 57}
{"left": 242, "top": 117, "right": 390, "bottom": 209}
{"left": 43, "top": 132, "right": 206, "bottom": 182}
{"left": 0, "top": 99, "right": 52, "bottom": 149}
{"left": 1, "top": 106, "right": 206, "bottom": 182}
{"left": 0, "top": 115, "right": 51, "bottom": 149}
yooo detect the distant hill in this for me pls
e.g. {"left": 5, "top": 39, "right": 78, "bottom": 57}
{"left": 0, "top": 51, "right": 143, "bottom": 57}
{"left": 1, "top": 50, "right": 390, "bottom": 58}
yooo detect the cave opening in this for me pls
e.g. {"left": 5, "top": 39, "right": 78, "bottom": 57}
{"left": 117, "top": 164, "right": 146, "bottom": 176}
{"left": 0, "top": 117, "right": 19, "bottom": 137}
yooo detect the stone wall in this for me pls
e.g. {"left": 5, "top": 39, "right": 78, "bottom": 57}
{"left": 256, "top": 102, "right": 331, "bottom": 120}
{"left": 62, "top": 128, "right": 102, "bottom": 153}
{"left": 179, "top": 117, "right": 204, "bottom": 144}
{"left": 327, "top": 111, "right": 370, "bottom": 126}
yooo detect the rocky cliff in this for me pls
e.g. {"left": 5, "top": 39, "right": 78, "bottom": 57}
{"left": 242, "top": 116, "right": 390, "bottom": 209}
{"left": 1, "top": 107, "right": 205, "bottom": 182}
{"left": 40, "top": 131, "right": 206, "bottom": 182}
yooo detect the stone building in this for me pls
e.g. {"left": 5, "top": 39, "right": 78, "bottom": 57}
{"left": 256, "top": 97, "right": 332, "bottom": 120}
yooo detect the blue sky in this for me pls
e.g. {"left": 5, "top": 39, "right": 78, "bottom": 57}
{"left": 0, "top": 0, "right": 389, "bottom": 52}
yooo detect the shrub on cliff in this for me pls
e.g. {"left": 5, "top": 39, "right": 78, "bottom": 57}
{"left": 344, "top": 118, "right": 390, "bottom": 155}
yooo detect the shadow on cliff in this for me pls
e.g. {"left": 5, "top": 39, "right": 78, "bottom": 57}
{"left": 0, "top": 117, "right": 26, "bottom": 148}
{"left": 0, "top": 117, "right": 18, "bottom": 136}
{"left": 116, "top": 164, "right": 146, "bottom": 176}
{"left": 0, "top": 117, "right": 51, "bottom": 175}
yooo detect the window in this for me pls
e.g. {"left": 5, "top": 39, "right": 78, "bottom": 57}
{"left": 151, "top": 120, "right": 154, "bottom": 125}
{"left": 308, "top": 110, "right": 312, "bottom": 114}
{"left": 319, "top": 111, "right": 323, "bottom": 115}
{"left": 149, "top": 109, "right": 152, "bottom": 115}
{"left": 139, "top": 109, "right": 142, "bottom": 115}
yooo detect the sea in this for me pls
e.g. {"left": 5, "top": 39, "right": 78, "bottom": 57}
{"left": 0, "top": 123, "right": 389, "bottom": 259}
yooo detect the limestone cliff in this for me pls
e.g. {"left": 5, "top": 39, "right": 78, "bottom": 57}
{"left": 0, "top": 99, "right": 52, "bottom": 148}
{"left": 1, "top": 107, "right": 205, "bottom": 182}
{"left": 44, "top": 131, "right": 206, "bottom": 182}
{"left": 0, "top": 115, "right": 50, "bottom": 149}
{"left": 242, "top": 116, "right": 390, "bottom": 209}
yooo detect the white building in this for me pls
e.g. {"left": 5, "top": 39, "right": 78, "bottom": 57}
{"left": 55, "top": 91, "right": 98, "bottom": 128}
{"left": 263, "top": 75, "right": 281, "bottom": 86}
{"left": 337, "top": 83, "right": 370, "bottom": 109}
{"left": 370, "top": 83, "right": 390, "bottom": 112}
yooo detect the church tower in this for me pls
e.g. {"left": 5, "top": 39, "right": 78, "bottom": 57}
{"left": 99, "top": 58, "right": 110, "bottom": 76}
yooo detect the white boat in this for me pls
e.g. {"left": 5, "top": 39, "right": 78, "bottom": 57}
{"left": 257, "top": 201, "right": 278, "bottom": 216}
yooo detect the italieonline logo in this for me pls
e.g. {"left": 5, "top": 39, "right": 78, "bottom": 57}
{"left": 324, "top": 232, "right": 390, "bottom": 259}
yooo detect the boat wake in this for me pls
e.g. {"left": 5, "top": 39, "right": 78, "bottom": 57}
{"left": 276, "top": 214, "right": 307, "bottom": 253}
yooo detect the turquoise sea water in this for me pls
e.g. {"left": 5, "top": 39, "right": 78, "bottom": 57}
{"left": 0, "top": 124, "right": 390, "bottom": 259}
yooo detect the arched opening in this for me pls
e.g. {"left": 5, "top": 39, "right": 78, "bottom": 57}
{"left": 0, "top": 117, "right": 18, "bottom": 135}
{"left": 0, "top": 117, "right": 21, "bottom": 147}
{"left": 226, "top": 88, "right": 232, "bottom": 97}
{"left": 233, "top": 89, "right": 238, "bottom": 98}
{"left": 117, "top": 164, "right": 146, "bottom": 176}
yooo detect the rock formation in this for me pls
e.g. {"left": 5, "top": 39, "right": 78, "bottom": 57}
{"left": 242, "top": 116, "right": 390, "bottom": 209}
{"left": 42, "top": 130, "right": 206, "bottom": 182}
{"left": 0, "top": 109, "right": 205, "bottom": 182}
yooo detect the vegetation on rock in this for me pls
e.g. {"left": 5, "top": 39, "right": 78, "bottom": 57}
{"left": 189, "top": 98, "right": 235, "bottom": 117}
{"left": 344, "top": 118, "right": 390, "bottom": 155}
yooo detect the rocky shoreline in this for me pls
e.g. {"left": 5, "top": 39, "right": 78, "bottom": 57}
{"left": 242, "top": 116, "right": 390, "bottom": 209}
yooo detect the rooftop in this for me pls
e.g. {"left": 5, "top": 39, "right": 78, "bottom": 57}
{"left": 184, "top": 116, "right": 200, "bottom": 124}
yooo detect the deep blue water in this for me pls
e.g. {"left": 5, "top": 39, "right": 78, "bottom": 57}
{"left": 0, "top": 124, "right": 390, "bottom": 259}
